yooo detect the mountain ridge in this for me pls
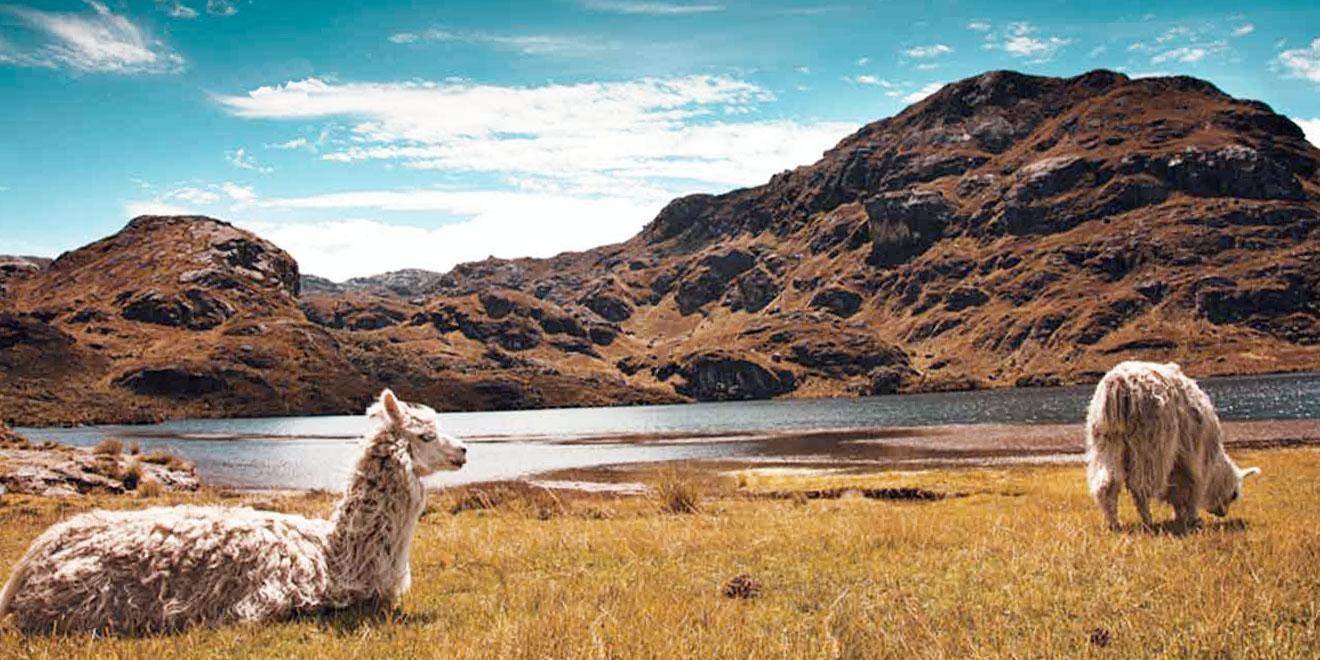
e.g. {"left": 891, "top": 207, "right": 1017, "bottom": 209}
{"left": 3, "top": 69, "right": 1317, "bottom": 426}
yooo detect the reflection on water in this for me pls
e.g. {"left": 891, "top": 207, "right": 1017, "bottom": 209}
{"left": 19, "top": 372, "right": 1319, "bottom": 490}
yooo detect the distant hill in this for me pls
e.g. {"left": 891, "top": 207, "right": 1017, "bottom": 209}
{"left": 3, "top": 70, "right": 1317, "bottom": 425}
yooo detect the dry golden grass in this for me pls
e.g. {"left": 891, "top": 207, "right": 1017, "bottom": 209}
{"left": 90, "top": 438, "right": 123, "bottom": 456}
{"left": 1, "top": 448, "right": 1317, "bottom": 658}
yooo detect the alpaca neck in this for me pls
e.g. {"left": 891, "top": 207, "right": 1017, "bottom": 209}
{"left": 325, "top": 426, "right": 425, "bottom": 603}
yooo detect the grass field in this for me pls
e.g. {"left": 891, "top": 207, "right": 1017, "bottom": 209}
{"left": 1, "top": 448, "right": 1317, "bottom": 658}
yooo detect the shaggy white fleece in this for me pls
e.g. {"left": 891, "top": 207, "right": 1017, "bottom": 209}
{"left": 1085, "top": 361, "right": 1259, "bottom": 531}
{"left": 0, "top": 389, "right": 466, "bottom": 635}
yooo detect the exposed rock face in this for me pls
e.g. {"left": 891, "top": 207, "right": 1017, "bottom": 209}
{"left": 661, "top": 350, "right": 796, "bottom": 401}
{"left": 3, "top": 70, "right": 1319, "bottom": 425}
{"left": 866, "top": 191, "right": 955, "bottom": 266}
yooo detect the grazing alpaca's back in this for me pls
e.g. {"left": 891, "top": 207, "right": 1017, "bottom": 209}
{"left": 1084, "top": 361, "right": 1259, "bottom": 531}
{"left": 0, "top": 390, "right": 466, "bottom": 635}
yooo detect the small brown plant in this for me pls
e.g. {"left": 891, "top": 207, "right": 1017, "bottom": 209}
{"left": 127, "top": 441, "right": 142, "bottom": 455}
{"left": 656, "top": 472, "right": 702, "bottom": 514}
{"left": 135, "top": 478, "right": 165, "bottom": 498}
{"left": 92, "top": 438, "right": 124, "bottom": 456}
{"left": 1088, "top": 627, "right": 1112, "bottom": 648}
{"left": 722, "top": 574, "right": 761, "bottom": 599}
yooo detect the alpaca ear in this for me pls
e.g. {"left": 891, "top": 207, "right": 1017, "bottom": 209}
{"left": 379, "top": 389, "right": 405, "bottom": 426}
{"left": 1240, "top": 467, "right": 1261, "bottom": 478}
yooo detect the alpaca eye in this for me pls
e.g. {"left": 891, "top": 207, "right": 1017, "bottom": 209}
{"left": 1230, "top": 491, "right": 1239, "bottom": 502}
{"left": 420, "top": 432, "right": 436, "bottom": 443}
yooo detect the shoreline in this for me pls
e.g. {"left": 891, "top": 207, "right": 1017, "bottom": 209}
{"left": 190, "top": 418, "right": 1320, "bottom": 494}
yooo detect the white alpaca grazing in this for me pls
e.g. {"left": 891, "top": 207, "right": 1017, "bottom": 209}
{"left": 1085, "top": 361, "right": 1259, "bottom": 531}
{"left": 0, "top": 389, "right": 466, "bottom": 635}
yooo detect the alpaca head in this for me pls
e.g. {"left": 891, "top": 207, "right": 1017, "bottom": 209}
{"left": 1207, "top": 464, "right": 1261, "bottom": 517}
{"left": 371, "top": 389, "right": 468, "bottom": 476}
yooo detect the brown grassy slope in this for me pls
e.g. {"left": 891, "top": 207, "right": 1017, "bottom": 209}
{"left": 0, "top": 216, "right": 374, "bottom": 425}
{"left": 319, "top": 70, "right": 1319, "bottom": 401}
{"left": 1, "top": 448, "right": 1316, "bottom": 657}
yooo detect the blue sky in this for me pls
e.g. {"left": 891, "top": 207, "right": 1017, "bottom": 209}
{"left": 1, "top": 0, "right": 1318, "bottom": 280}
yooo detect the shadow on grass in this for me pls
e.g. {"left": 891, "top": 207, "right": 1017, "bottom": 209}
{"left": 1125, "top": 518, "right": 1250, "bottom": 537}
{"left": 301, "top": 602, "right": 440, "bottom": 634}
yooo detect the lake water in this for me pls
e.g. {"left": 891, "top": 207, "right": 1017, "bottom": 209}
{"left": 20, "top": 372, "right": 1319, "bottom": 490}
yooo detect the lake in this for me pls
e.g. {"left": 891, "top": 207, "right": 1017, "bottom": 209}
{"left": 20, "top": 372, "right": 1320, "bottom": 490}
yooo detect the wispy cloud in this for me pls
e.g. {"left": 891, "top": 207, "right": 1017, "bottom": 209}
{"left": 1277, "top": 39, "right": 1320, "bottom": 83}
{"left": 903, "top": 44, "right": 952, "bottom": 58}
{"left": 985, "top": 22, "right": 1071, "bottom": 62}
{"left": 155, "top": 1, "right": 198, "bottom": 19}
{"left": 1231, "top": 23, "right": 1255, "bottom": 37}
{"left": 581, "top": 1, "right": 724, "bottom": 15}
{"left": 217, "top": 76, "right": 852, "bottom": 190}
{"left": 1151, "top": 45, "right": 1217, "bottom": 64}
{"left": 899, "top": 81, "right": 944, "bottom": 104}
{"left": 226, "top": 148, "right": 273, "bottom": 174}
{"left": 388, "top": 28, "right": 607, "bottom": 55}
{"left": 845, "top": 75, "right": 890, "bottom": 87}
{"left": 966, "top": 20, "right": 991, "bottom": 32}
{"left": 0, "top": 1, "right": 184, "bottom": 74}
{"left": 205, "top": 0, "right": 238, "bottom": 17}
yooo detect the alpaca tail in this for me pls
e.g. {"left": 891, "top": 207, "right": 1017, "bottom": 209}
{"left": 0, "top": 550, "right": 33, "bottom": 619}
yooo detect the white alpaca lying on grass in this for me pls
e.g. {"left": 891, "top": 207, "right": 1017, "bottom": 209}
{"left": 0, "top": 389, "right": 466, "bottom": 635}
{"left": 1085, "top": 361, "right": 1259, "bottom": 531}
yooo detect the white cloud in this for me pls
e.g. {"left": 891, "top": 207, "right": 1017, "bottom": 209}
{"left": 206, "top": 0, "right": 238, "bottom": 17}
{"left": 1277, "top": 38, "right": 1320, "bottom": 83}
{"left": 854, "top": 56, "right": 869, "bottom": 66}
{"left": 226, "top": 148, "right": 273, "bottom": 174}
{"left": 125, "top": 200, "right": 190, "bottom": 217}
{"left": 903, "top": 44, "right": 951, "bottom": 58}
{"left": 986, "top": 22, "right": 1071, "bottom": 62}
{"left": 1231, "top": 23, "right": 1255, "bottom": 37}
{"left": 168, "top": 186, "right": 220, "bottom": 205}
{"left": 156, "top": 1, "right": 198, "bottom": 19}
{"left": 1152, "top": 46, "right": 1208, "bottom": 64}
{"left": 0, "top": 1, "right": 184, "bottom": 74}
{"left": 269, "top": 137, "right": 311, "bottom": 150}
{"left": 900, "top": 82, "right": 944, "bottom": 104}
{"left": 1294, "top": 118, "right": 1320, "bottom": 147}
{"left": 966, "top": 20, "right": 991, "bottom": 32}
{"left": 1088, "top": 45, "right": 1107, "bottom": 58}
{"left": 580, "top": 1, "right": 724, "bottom": 15}
{"left": 847, "top": 75, "right": 890, "bottom": 87}
{"left": 386, "top": 27, "right": 605, "bottom": 55}
{"left": 242, "top": 191, "right": 669, "bottom": 280}
{"left": 216, "top": 76, "right": 852, "bottom": 191}
{"left": 215, "top": 74, "right": 859, "bottom": 276}
{"left": 221, "top": 182, "right": 256, "bottom": 204}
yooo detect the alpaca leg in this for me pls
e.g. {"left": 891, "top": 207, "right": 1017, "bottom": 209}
{"left": 1131, "top": 492, "right": 1154, "bottom": 529}
{"left": 1087, "top": 442, "right": 1125, "bottom": 532}
{"left": 1168, "top": 467, "right": 1201, "bottom": 531}
{"left": 1090, "top": 469, "right": 1123, "bottom": 531}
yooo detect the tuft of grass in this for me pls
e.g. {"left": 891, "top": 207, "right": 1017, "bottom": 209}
{"left": 134, "top": 478, "right": 164, "bottom": 498}
{"left": 139, "top": 449, "right": 193, "bottom": 472}
{"left": 91, "top": 438, "right": 123, "bottom": 456}
{"left": 126, "top": 441, "right": 141, "bottom": 456}
{"left": 0, "top": 448, "right": 1316, "bottom": 657}
{"left": 655, "top": 470, "right": 703, "bottom": 514}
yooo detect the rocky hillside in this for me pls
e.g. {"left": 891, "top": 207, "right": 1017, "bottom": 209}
{"left": 2, "top": 70, "right": 1317, "bottom": 425}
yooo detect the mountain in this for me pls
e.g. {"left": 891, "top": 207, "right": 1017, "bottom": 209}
{"left": 3, "top": 70, "right": 1317, "bottom": 425}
